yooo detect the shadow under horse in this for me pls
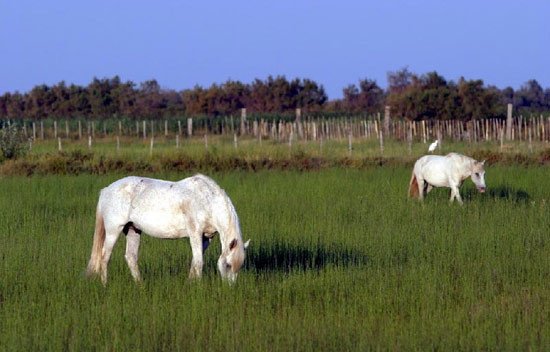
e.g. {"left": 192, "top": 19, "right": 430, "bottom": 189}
{"left": 463, "top": 185, "right": 530, "bottom": 203}
{"left": 245, "top": 240, "right": 369, "bottom": 273}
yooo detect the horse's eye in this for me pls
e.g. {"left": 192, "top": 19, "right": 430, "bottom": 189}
{"left": 475, "top": 173, "right": 479, "bottom": 177}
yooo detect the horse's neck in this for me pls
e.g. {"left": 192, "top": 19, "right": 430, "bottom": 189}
{"left": 456, "top": 156, "right": 475, "bottom": 178}
{"left": 218, "top": 205, "right": 242, "bottom": 250}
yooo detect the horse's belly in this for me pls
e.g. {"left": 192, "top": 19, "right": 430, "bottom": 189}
{"left": 130, "top": 207, "right": 190, "bottom": 239}
{"left": 422, "top": 169, "right": 449, "bottom": 187}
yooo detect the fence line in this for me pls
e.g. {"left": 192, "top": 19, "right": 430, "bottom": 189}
{"left": 3, "top": 115, "right": 550, "bottom": 144}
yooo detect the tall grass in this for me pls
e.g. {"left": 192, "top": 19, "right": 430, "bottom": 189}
{"left": 0, "top": 168, "right": 548, "bottom": 350}
{"left": 3, "top": 136, "right": 550, "bottom": 177}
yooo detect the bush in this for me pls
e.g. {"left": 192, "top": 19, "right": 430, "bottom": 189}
{"left": 0, "top": 124, "right": 28, "bottom": 160}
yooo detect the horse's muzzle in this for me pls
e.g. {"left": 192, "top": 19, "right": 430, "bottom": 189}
{"left": 478, "top": 187, "right": 486, "bottom": 193}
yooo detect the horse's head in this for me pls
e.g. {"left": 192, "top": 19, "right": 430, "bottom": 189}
{"left": 471, "top": 160, "right": 486, "bottom": 193}
{"left": 218, "top": 238, "right": 250, "bottom": 283}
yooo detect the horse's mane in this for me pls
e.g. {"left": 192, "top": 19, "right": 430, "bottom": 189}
{"left": 445, "top": 152, "right": 475, "bottom": 163}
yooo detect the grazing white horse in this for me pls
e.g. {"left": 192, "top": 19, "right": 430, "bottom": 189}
{"left": 86, "top": 174, "right": 250, "bottom": 284}
{"left": 408, "top": 153, "right": 486, "bottom": 204}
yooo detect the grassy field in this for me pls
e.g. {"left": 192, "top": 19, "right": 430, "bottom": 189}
{"left": 0, "top": 166, "right": 548, "bottom": 351}
{"left": 3, "top": 135, "right": 550, "bottom": 177}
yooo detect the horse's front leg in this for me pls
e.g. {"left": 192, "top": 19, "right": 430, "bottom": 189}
{"left": 189, "top": 234, "right": 204, "bottom": 279}
{"left": 449, "top": 185, "right": 463, "bottom": 205}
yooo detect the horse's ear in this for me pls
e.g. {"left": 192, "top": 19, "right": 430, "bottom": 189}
{"left": 244, "top": 239, "right": 250, "bottom": 249}
{"left": 229, "top": 238, "right": 238, "bottom": 251}
{"left": 481, "top": 159, "right": 486, "bottom": 165}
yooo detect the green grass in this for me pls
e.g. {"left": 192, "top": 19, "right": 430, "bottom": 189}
{"left": 0, "top": 167, "right": 548, "bottom": 351}
{"left": 3, "top": 135, "right": 549, "bottom": 177}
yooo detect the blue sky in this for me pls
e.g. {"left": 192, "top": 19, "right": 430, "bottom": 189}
{"left": 1, "top": 1, "right": 548, "bottom": 99}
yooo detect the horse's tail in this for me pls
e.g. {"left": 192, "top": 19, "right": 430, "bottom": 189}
{"left": 408, "top": 170, "right": 419, "bottom": 198}
{"left": 86, "top": 206, "right": 105, "bottom": 277}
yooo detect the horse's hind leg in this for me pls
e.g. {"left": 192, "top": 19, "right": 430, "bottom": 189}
{"left": 124, "top": 227, "right": 142, "bottom": 282}
{"left": 425, "top": 184, "right": 433, "bottom": 194}
{"left": 416, "top": 177, "right": 425, "bottom": 200}
{"left": 100, "top": 227, "right": 121, "bottom": 285}
{"left": 202, "top": 233, "right": 213, "bottom": 252}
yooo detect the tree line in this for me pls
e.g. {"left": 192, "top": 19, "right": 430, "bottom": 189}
{"left": 0, "top": 69, "right": 549, "bottom": 121}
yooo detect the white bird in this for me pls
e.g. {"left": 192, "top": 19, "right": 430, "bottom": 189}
{"left": 428, "top": 139, "right": 438, "bottom": 153}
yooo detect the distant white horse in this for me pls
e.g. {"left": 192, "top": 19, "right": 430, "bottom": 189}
{"left": 408, "top": 153, "right": 486, "bottom": 204}
{"left": 86, "top": 174, "right": 250, "bottom": 284}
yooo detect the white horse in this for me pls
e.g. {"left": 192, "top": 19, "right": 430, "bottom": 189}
{"left": 86, "top": 174, "right": 250, "bottom": 284}
{"left": 408, "top": 153, "right": 486, "bottom": 204}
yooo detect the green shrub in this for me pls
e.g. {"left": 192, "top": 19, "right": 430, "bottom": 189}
{"left": 0, "top": 123, "right": 28, "bottom": 160}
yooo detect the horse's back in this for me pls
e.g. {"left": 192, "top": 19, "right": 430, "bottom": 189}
{"left": 177, "top": 174, "right": 229, "bottom": 203}
{"left": 99, "top": 176, "right": 141, "bottom": 206}
{"left": 179, "top": 174, "right": 223, "bottom": 192}
{"left": 414, "top": 155, "right": 447, "bottom": 171}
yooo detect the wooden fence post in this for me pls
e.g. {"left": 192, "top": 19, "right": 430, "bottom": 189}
{"left": 526, "top": 120, "right": 533, "bottom": 153}
{"left": 296, "top": 108, "right": 303, "bottom": 139}
{"left": 187, "top": 118, "right": 193, "bottom": 137}
{"left": 407, "top": 121, "right": 413, "bottom": 155}
{"left": 506, "top": 104, "right": 513, "bottom": 140}
{"left": 253, "top": 120, "right": 258, "bottom": 139}
{"left": 379, "top": 129, "right": 384, "bottom": 154}
{"left": 384, "top": 106, "right": 391, "bottom": 137}
{"left": 289, "top": 130, "right": 293, "bottom": 148}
